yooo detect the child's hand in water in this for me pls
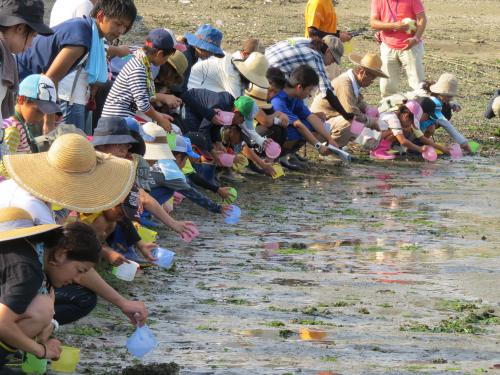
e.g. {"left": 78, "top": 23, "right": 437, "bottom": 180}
{"left": 217, "top": 187, "right": 232, "bottom": 201}
{"left": 136, "top": 241, "right": 158, "bottom": 262}
{"left": 103, "top": 247, "right": 130, "bottom": 266}
{"left": 262, "top": 162, "right": 277, "bottom": 177}
{"left": 220, "top": 204, "right": 234, "bottom": 216}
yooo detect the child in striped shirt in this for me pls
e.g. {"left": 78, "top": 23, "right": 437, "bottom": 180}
{"left": 102, "top": 28, "right": 178, "bottom": 131}
{"left": 0, "top": 75, "right": 59, "bottom": 178}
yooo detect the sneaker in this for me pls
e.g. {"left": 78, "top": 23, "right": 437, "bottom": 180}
{"left": 293, "top": 152, "right": 308, "bottom": 162}
{"left": 279, "top": 155, "right": 308, "bottom": 171}
{"left": 288, "top": 153, "right": 310, "bottom": 169}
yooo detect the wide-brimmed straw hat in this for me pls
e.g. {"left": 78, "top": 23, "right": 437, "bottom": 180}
{"left": 244, "top": 83, "right": 272, "bottom": 109}
{"left": 430, "top": 73, "right": 458, "bottom": 97}
{"left": 4, "top": 134, "right": 137, "bottom": 213}
{"left": 0, "top": 207, "right": 60, "bottom": 243}
{"left": 349, "top": 53, "right": 388, "bottom": 78}
{"left": 233, "top": 52, "right": 270, "bottom": 89}
{"left": 142, "top": 122, "right": 175, "bottom": 161}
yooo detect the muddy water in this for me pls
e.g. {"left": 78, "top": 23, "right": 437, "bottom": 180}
{"left": 69, "top": 156, "right": 500, "bottom": 375}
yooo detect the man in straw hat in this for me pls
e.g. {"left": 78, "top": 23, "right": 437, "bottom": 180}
{"left": 322, "top": 52, "right": 388, "bottom": 148}
{"left": 266, "top": 36, "right": 354, "bottom": 122}
{"left": 0, "top": 134, "right": 148, "bottom": 331}
{"left": 187, "top": 51, "right": 289, "bottom": 129}
{"left": 370, "top": 0, "right": 427, "bottom": 97}
{"left": 485, "top": 89, "right": 500, "bottom": 120}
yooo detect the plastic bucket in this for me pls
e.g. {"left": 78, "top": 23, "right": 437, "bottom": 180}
{"left": 112, "top": 261, "right": 139, "bottom": 281}
{"left": 449, "top": 143, "right": 463, "bottom": 159}
{"left": 22, "top": 353, "right": 47, "bottom": 374}
{"left": 50, "top": 346, "right": 80, "bottom": 373}
{"left": 217, "top": 111, "right": 235, "bottom": 126}
{"left": 219, "top": 153, "right": 236, "bottom": 167}
{"left": 265, "top": 141, "right": 281, "bottom": 159}
{"left": 422, "top": 146, "right": 438, "bottom": 162}
{"left": 272, "top": 163, "right": 285, "bottom": 179}
{"left": 152, "top": 247, "right": 175, "bottom": 269}
{"left": 224, "top": 205, "right": 241, "bottom": 225}
{"left": 223, "top": 187, "right": 238, "bottom": 204}
{"left": 350, "top": 120, "right": 365, "bottom": 135}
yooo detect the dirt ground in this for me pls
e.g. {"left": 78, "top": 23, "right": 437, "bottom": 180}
{"left": 35, "top": 1, "right": 500, "bottom": 374}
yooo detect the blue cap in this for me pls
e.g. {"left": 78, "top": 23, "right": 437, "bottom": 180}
{"left": 185, "top": 24, "right": 224, "bottom": 58}
{"left": 171, "top": 135, "right": 200, "bottom": 159}
{"left": 19, "top": 74, "right": 60, "bottom": 114}
{"left": 93, "top": 117, "right": 138, "bottom": 147}
{"left": 146, "top": 28, "right": 174, "bottom": 51}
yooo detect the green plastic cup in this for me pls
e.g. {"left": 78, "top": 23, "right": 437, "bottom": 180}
{"left": 22, "top": 352, "right": 47, "bottom": 374}
{"left": 468, "top": 141, "right": 480, "bottom": 154}
{"left": 224, "top": 187, "right": 238, "bottom": 204}
{"left": 166, "top": 133, "right": 177, "bottom": 150}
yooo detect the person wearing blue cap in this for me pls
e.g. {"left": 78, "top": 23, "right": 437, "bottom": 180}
{"left": 102, "top": 28, "right": 179, "bottom": 132}
{"left": 173, "top": 24, "right": 225, "bottom": 96}
{"left": 0, "top": 75, "right": 59, "bottom": 176}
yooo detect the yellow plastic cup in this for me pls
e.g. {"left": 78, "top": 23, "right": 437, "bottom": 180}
{"left": 272, "top": 163, "right": 285, "bottom": 179}
{"left": 137, "top": 225, "right": 158, "bottom": 243}
{"left": 51, "top": 346, "right": 80, "bottom": 373}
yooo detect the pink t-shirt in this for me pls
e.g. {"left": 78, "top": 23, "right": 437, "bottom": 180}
{"left": 371, "top": 0, "right": 425, "bottom": 49}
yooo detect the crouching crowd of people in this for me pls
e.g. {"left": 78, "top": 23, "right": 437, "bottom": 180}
{"left": 0, "top": 0, "right": 491, "bottom": 371}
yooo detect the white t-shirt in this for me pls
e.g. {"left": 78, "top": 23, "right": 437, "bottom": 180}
{"left": 49, "top": 0, "right": 94, "bottom": 28}
{"left": 50, "top": 0, "right": 94, "bottom": 106}
{"left": 0, "top": 81, "right": 7, "bottom": 120}
{"left": 188, "top": 54, "right": 244, "bottom": 98}
{"left": 380, "top": 112, "right": 403, "bottom": 136}
{"left": 0, "top": 180, "right": 55, "bottom": 225}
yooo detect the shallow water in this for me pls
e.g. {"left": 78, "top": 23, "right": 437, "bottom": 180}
{"left": 67, "top": 156, "right": 500, "bottom": 375}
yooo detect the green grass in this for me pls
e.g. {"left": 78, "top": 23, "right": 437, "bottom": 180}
{"left": 65, "top": 325, "right": 103, "bottom": 336}
{"left": 260, "top": 320, "right": 285, "bottom": 327}
{"left": 198, "top": 298, "right": 217, "bottom": 305}
{"left": 320, "top": 356, "right": 337, "bottom": 362}
{"left": 435, "top": 299, "right": 478, "bottom": 312}
{"left": 291, "top": 319, "right": 336, "bottom": 326}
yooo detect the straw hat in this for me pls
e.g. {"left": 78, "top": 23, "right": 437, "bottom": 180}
{"left": 4, "top": 134, "right": 137, "bottom": 213}
{"left": 430, "top": 73, "right": 458, "bottom": 97}
{"left": 167, "top": 50, "right": 188, "bottom": 77}
{"left": 142, "top": 122, "right": 175, "bottom": 161}
{"left": 492, "top": 96, "right": 500, "bottom": 118}
{"left": 244, "top": 83, "right": 272, "bottom": 109}
{"left": 0, "top": 207, "right": 60, "bottom": 243}
{"left": 233, "top": 52, "right": 270, "bottom": 88}
{"left": 349, "top": 53, "right": 388, "bottom": 78}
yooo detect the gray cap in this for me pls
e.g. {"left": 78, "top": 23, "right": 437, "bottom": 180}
{"left": 323, "top": 35, "right": 344, "bottom": 65}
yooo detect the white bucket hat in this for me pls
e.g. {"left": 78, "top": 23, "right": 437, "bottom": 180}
{"left": 430, "top": 73, "right": 458, "bottom": 97}
{"left": 142, "top": 123, "right": 175, "bottom": 161}
{"left": 233, "top": 52, "right": 270, "bottom": 88}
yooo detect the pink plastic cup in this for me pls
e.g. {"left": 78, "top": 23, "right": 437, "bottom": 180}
{"left": 217, "top": 111, "right": 235, "bottom": 126}
{"left": 350, "top": 120, "right": 365, "bottom": 136}
{"left": 422, "top": 146, "right": 438, "bottom": 162}
{"left": 180, "top": 223, "right": 199, "bottom": 243}
{"left": 173, "top": 192, "right": 185, "bottom": 205}
{"left": 219, "top": 153, "right": 236, "bottom": 167}
{"left": 449, "top": 143, "right": 463, "bottom": 159}
{"left": 366, "top": 106, "right": 379, "bottom": 118}
{"left": 265, "top": 141, "right": 281, "bottom": 159}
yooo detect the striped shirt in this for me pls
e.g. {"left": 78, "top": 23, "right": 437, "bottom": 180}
{"left": 265, "top": 38, "right": 333, "bottom": 96}
{"left": 102, "top": 56, "right": 152, "bottom": 118}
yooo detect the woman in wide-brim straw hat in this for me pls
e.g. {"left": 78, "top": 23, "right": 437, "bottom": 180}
{"left": 0, "top": 207, "right": 101, "bottom": 369}
{"left": 3, "top": 133, "right": 137, "bottom": 213}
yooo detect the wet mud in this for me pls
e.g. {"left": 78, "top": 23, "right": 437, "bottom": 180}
{"left": 58, "top": 156, "right": 500, "bottom": 374}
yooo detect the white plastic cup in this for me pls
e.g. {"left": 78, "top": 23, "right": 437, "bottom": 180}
{"left": 113, "top": 261, "right": 139, "bottom": 281}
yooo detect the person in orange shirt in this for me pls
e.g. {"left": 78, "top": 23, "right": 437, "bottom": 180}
{"left": 304, "top": 0, "right": 352, "bottom": 42}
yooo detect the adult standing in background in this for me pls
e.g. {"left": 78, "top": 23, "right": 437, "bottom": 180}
{"left": 370, "top": 0, "right": 427, "bottom": 97}
{"left": 50, "top": 0, "right": 98, "bottom": 27}
{"left": 304, "top": 0, "right": 352, "bottom": 42}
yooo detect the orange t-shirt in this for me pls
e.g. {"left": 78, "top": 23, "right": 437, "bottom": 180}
{"left": 304, "top": 0, "right": 337, "bottom": 37}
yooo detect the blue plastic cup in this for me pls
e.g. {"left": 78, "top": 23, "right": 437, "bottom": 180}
{"left": 152, "top": 247, "right": 175, "bottom": 269}
{"left": 224, "top": 205, "right": 241, "bottom": 225}
{"left": 126, "top": 325, "right": 157, "bottom": 358}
